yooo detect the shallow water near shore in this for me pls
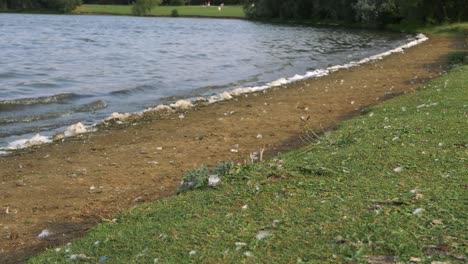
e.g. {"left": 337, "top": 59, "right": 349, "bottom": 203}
{"left": 0, "top": 14, "right": 411, "bottom": 148}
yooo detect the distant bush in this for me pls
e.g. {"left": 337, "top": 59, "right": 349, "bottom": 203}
{"left": 171, "top": 8, "right": 179, "bottom": 16}
{"left": 132, "top": 0, "right": 160, "bottom": 16}
{"left": 41, "top": 0, "right": 83, "bottom": 13}
{"left": 169, "top": 0, "right": 184, "bottom": 6}
{"left": 243, "top": 0, "right": 468, "bottom": 26}
{"left": 0, "top": 0, "right": 82, "bottom": 13}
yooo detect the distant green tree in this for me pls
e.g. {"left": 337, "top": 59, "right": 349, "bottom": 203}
{"left": 169, "top": 0, "right": 184, "bottom": 6}
{"left": 0, "top": 0, "right": 82, "bottom": 12}
{"left": 243, "top": 0, "right": 467, "bottom": 25}
{"left": 132, "top": 0, "right": 160, "bottom": 16}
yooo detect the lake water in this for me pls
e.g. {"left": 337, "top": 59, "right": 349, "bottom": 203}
{"left": 0, "top": 14, "right": 412, "bottom": 148}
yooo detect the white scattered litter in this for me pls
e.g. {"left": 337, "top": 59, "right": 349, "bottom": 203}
{"left": 256, "top": 231, "right": 271, "bottom": 240}
{"left": 392, "top": 137, "right": 400, "bottom": 141}
{"left": 438, "top": 142, "right": 444, "bottom": 147}
{"left": 69, "top": 254, "right": 89, "bottom": 261}
{"left": 393, "top": 166, "right": 403, "bottom": 173}
{"left": 90, "top": 185, "right": 96, "bottom": 190}
{"left": 208, "top": 174, "right": 221, "bottom": 186}
{"left": 235, "top": 242, "right": 247, "bottom": 250}
{"left": 55, "top": 248, "right": 61, "bottom": 252}
{"left": 369, "top": 112, "right": 374, "bottom": 117}
{"left": 241, "top": 204, "right": 248, "bottom": 210}
{"left": 156, "top": 147, "right": 163, "bottom": 150}
{"left": 37, "top": 229, "right": 50, "bottom": 239}
{"left": 94, "top": 241, "right": 100, "bottom": 246}
{"left": 178, "top": 114, "right": 185, "bottom": 119}
{"left": 351, "top": 101, "right": 355, "bottom": 105}
{"left": 243, "top": 251, "right": 254, "bottom": 258}
{"left": 409, "top": 257, "right": 422, "bottom": 262}
{"left": 65, "top": 248, "right": 72, "bottom": 253}
{"left": 256, "top": 134, "right": 263, "bottom": 139}
{"left": 230, "top": 149, "right": 238, "bottom": 153}
{"left": 147, "top": 161, "right": 159, "bottom": 165}
{"left": 189, "top": 250, "right": 197, "bottom": 256}
{"left": 413, "top": 208, "right": 424, "bottom": 215}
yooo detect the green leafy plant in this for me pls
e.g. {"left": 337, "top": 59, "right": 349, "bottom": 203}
{"left": 171, "top": 8, "right": 179, "bottom": 17}
{"left": 177, "top": 161, "right": 234, "bottom": 193}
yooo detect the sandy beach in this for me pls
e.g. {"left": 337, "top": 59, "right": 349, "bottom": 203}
{"left": 0, "top": 35, "right": 464, "bottom": 263}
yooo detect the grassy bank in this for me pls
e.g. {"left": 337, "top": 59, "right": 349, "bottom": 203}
{"left": 388, "top": 22, "right": 468, "bottom": 36}
{"left": 73, "top": 4, "right": 245, "bottom": 18}
{"left": 30, "top": 61, "right": 467, "bottom": 263}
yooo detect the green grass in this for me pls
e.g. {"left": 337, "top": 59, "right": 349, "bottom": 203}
{"left": 388, "top": 22, "right": 468, "bottom": 36}
{"left": 73, "top": 4, "right": 246, "bottom": 18}
{"left": 30, "top": 65, "right": 468, "bottom": 263}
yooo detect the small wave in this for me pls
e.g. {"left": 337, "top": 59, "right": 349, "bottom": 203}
{"left": 0, "top": 93, "right": 78, "bottom": 107}
{"left": 111, "top": 85, "right": 156, "bottom": 96}
{"left": 75, "top": 100, "right": 107, "bottom": 112}
{"left": 0, "top": 100, "right": 107, "bottom": 125}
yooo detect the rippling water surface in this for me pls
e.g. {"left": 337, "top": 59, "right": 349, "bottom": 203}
{"left": 0, "top": 14, "right": 411, "bottom": 147}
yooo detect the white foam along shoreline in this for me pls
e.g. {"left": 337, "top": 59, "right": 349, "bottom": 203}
{"left": 0, "top": 34, "right": 428, "bottom": 154}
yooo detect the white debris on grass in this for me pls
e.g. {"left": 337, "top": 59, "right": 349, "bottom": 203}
{"left": 256, "top": 231, "right": 271, "bottom": 240}
{"left": 55, "top": 248, "right": 61, "bottom": 252}
{"left": 90, "top": 185, "right": 96, "bottom": 190}
{"left": 178, "top": 114, "right": 185, "bottom": 119}
{"left": 413, "top": 208, "right": 424, "bottom": 215}
{"left": 410, "top": 257, "right": 422, "bottom": 262}
{"left": 241, "top": 204, "right": 248, "bottom": 210}
{"left": 208, "top": 174, "right": 221, "bottom": 186}
{"left": 393, "top": 166, "right": 403, "bottom": 173}
{"left": 189, "top": 250, "right": 197, "bottom": 256}
{"left": 256, "top": 134, "right": 263, "bottom": 139}
{"left": 69, "top": 254, "right": 89, "bottom": 261}
{"left": 235, "top": 242, "right": 247, "bottom": 251}
{"left": 243, "top": 251, "right": 254, "bottom": 258}
{"left": 230, "top": 149, "right": 238, "bottom": 153}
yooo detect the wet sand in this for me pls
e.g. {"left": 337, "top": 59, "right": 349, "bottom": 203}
{"left": 0, "top": 35, "right": 464, "bottom": 263}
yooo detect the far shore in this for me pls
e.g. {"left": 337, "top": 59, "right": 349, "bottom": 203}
{"left": 0, "top": 34, "right": 465, "bottom": 263}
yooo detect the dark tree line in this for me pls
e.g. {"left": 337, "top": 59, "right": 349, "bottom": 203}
{"left": 0, "top": 0, "right": 82, "bottom": 12}
{"left": 81, "top": 0, "right": 242, "bottom": 5}
{"left": 244, "top": 0, "right": 468, "bottom": 26}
